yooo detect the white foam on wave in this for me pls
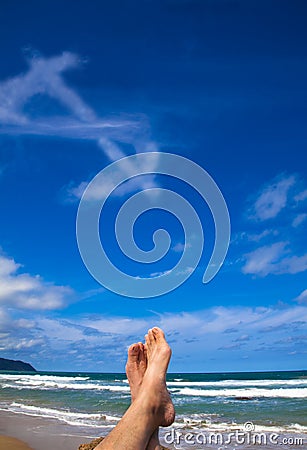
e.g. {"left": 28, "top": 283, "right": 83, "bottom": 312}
{"left": 1, "top": 380, "right": 131, "bottom": 392}
{"left": 0, "top": 374, "right": 89, "bottom": 382}
{"left": 0, "top": 374, "right": 130, "bottom": 392}
{"left": 2, "top": 373, "right": 306, "bottom": 398}
{"left": 167, "top": 379, "right": 307, "bottom": 387}
{"left": 171, "top": 414, "right": 307, "bottom": 434}
{"left": 170, "top": 387, "right": 307, "bottom": 398}
{"left": 0, "top": 402, "right": 120, "bottom": 428}
{"left": 3, "top": 373, "right": 307, "bottom": 393}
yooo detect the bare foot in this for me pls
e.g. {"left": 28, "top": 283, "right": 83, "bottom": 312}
{"left": 125, "top": 342, "right": 147, "bottom": 401}
{"left": 140, "top": 327, "right": 175, "bottom": 427}
{"left": 126, "top": 342, "right": 161, "bottom": 450}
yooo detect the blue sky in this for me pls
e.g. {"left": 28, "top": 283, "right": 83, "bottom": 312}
{"left": 0, "top": 0, "right": 306, "bottom": 372}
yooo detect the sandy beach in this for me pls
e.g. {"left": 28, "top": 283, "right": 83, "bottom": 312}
{"left": 0, "top": 411, "right": 99, "bottom": 450}
{"left": 1, "top": 409, "right": 306, "bottom": 450}
{"left": 0, "top": 435, "right": 34, "bottom": 450}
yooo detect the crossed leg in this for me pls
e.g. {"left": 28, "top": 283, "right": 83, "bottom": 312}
{"left": 95, "top": 327, "right": 175, "bottom": 450}
{"left": 126, "top": 341, "right": 160, "bottom": 449}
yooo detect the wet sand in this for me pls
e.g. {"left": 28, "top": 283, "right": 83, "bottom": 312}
{"left": 0, "top": 435, "right": 34, "bottom": 450}
{"left": 0, "top": 411, "right": 99, "bottom": 450}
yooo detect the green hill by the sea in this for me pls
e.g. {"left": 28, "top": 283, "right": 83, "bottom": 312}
{"left": 0, "top": 357, "right": 36, "bottom": 372}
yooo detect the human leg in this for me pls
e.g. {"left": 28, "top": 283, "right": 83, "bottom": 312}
{"left": 95, "top": 327, "right": 175, "bottom": 450}
{"left": 126, "top": 342, "right": 161, "bottom": 450}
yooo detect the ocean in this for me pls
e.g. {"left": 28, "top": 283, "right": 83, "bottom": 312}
{"left": 0, "top": 370, "right": 306, "bottom": 448}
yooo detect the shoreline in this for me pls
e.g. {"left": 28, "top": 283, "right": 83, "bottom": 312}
{"left": 0, "top": 409, "right": 306, "bottom": 450}
{"left": 0, "top": 410, "right": 100, "bottom": 450}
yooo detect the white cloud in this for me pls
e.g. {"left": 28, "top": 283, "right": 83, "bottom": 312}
{"left": 176, "top": 266, "right": 194, "bottom": 276}
{"left": 80, "top": 316, "right": 149, "bottom": 336}
{"left": 233, "top": 229, "right": 278, "bottom": 245}
{"left": 249, "top": 175, "right": 296, "bottom": 221}
{"left": 38, "top": 305, "right": 307, "bottom": 348}
{"left": 242, "top": 242, "right": 286, "bottom": 276}
{"left": 292, "top": 213, "right": 307, "bottom": 228}
{"left": 0, "top": 307, "right": 10, "bottom": 329}
{"left": 242, "top": 242, "right": 307, "bottom": 276}
{"left": 172, "top": 242, "right": 192, "bottom": 252}
{"left": 0, "top": 51, "right": 161, "bottom": 202}
{"left": 0, "top": 52, "right": 135, "bottom": 138}
{"left": 279, "top": 254, "right": 307, "bottom": 274}
{"left": 246, "top": 229, "right": 277, "bottom": 242}
{"left": 294, "top": 289, "right": 307, "bottom": 304}
{"left": 239, "top": 175, "right": 307, "bottom": 278}
{"left": 64, "top": 180, "right": 90, "bottom": 202}
{"left": 149, "top": 270, "right": 172, "bottom": 277}
{"left": 294, "top": 189, "right": 307, "bottom": 203}
{"left": 0, "top": 254, "right": 73, "bottom": 310}
{"left": 65, "top": 164, "right": 158, "bottom": 202}
{"left": 0, "top": 338, "right": 44, "bottom": 351}
{"left": 65, "top": 138, "right": 160, "bottom": 202}
{"left": 1, "top": 303, "right": 306, "bottom": 370}
{"left": 234, "top": 334, "right": 250, "bottom": 342}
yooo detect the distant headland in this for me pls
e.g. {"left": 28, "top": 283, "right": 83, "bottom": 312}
{"left": 0, "top": 357, "right": 36, "bottom": 372}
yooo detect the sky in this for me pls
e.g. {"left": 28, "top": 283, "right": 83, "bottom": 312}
{"left": 0, "top": 0, "right": 306, "bottom": 373}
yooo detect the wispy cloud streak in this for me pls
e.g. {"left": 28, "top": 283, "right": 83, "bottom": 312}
{"left": 0, "top": 51, "right": 160, "bottom": 200}
{"left": 0, "top": 52, "right": 135, "bottom": 139}
{"left": 239, "top": 173, "right": 307, "bottom": 278}
{"left": 249, "top": 174, "right": 296, "bottom": 221}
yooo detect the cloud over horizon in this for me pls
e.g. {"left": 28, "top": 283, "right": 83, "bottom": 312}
{"left": 0, "top": 250, "right": 305, "bottom": 370}
{"left": 0, "top": 253, "right": 73, "bottom": 311}
{"left": 1, "top": 301, "right": 306, "bottom": 371}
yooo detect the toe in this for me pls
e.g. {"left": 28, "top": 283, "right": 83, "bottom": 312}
{"left": 145, "top": 334, "right": 150, "bottom": 348}
{"left": 137, "top": 342, "right": 144, "bottom": 362}
{"left": 148, "top": 328, "right": 155, "bottom": 343}
{"left": 138, "top": 343, "right": 147, "bottom": 367}
{"left": 143, "top": 344, "right": 148, "bottom": 360}
{"left": 152, "top": 326, "right": 165, "bottom": 342}
{"left": 127, "top": 343, "right": 140, "bottom": 363}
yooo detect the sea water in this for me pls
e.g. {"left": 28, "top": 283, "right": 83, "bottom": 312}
{"left": 0, "top": 370, "right": 306, "bottom": 442}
